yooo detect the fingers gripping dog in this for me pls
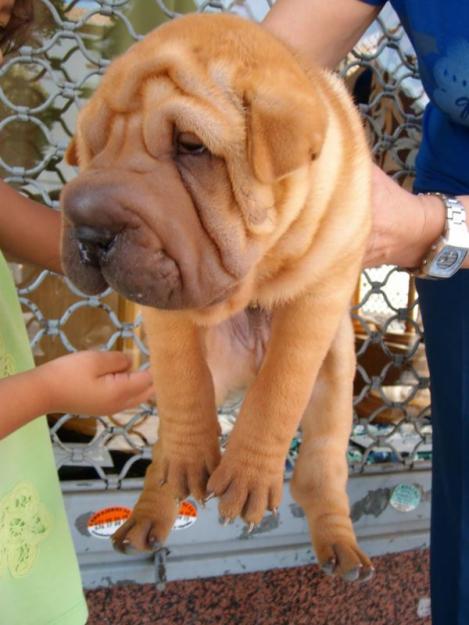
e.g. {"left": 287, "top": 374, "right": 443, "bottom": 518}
{"left": 61, "top": 14, "right": 372, "bottom": 581}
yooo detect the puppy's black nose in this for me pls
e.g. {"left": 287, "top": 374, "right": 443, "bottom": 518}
{"left": 75, "top": 226, "right": 116, "bottom": 248}
{"left": 74, "top": 226, "right": 116, "bottom": 266}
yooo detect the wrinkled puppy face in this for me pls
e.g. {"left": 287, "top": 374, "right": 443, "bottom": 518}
{"left": 61, "top": 13, "right": 326, "bottom": 311}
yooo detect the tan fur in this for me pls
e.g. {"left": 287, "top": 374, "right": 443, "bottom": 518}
{"left": 62, "top": 14, "right": 373, "bottom": 581}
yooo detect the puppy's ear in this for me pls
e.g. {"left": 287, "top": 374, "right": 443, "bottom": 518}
{"left": 65, "top": 136, "right": 79, "bottom": 166}
{"left": 246, "top": 88, "right": 327, "bottom": 184}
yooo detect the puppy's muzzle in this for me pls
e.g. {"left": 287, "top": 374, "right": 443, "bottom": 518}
{"left": 61, "top": 177, "right": 183, "bottom": 307}
{"left": 61, "top": 169, "right": 241, "bottom": 310}
{"left": 63, "top": 178, "right": 131, "bottom": 236}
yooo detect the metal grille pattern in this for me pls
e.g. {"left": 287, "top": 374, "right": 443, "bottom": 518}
{"left": 0, "top": 0, "right": 431, "bottom": 489}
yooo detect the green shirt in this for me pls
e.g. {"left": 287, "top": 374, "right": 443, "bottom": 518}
{"left": 0, "top": 252, "right": 88, "bottom": 625}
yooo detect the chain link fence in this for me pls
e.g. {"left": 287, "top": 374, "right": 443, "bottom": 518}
{"left": 1, "top": 0, "right": 431, "bottom": 492}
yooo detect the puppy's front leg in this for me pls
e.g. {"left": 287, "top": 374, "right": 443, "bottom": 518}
{"left": 143, "top": 307, "right": 221, "bottom": 502}
{"left": 207, "top": 288, "right": 353, "bottom": 525}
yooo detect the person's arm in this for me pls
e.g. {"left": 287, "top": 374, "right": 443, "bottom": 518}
{"left": 0, "top": 350, "right": 154, "bottom": 439}
{"left": 262, "top": 0, "right": 381, "bottom": 69}
{"left": 0, "top": 179, "right": 62, "bottom": 273}
{"left": 263, "top": 1, "right": 469, "bottom": 271}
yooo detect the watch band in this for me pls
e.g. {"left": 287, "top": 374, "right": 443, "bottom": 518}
{"left": 438, "top": 192, "right": 468, "bottom": 232}
{"left": 412, "top": 193, "right": 469, "bottom": 279}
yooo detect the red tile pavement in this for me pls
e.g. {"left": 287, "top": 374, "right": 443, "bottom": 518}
{"left": 85, "top": 548, "right": 430, "bottom": 625}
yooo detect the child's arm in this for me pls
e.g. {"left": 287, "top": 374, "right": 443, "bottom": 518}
{"left": 0, "top": 179, "right": 62, "bottom": 273}
{"left": 0, "top": 350, "right": 154, "bottom": 439}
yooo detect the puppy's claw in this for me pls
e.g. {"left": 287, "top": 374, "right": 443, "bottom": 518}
{"left": 113, "top": 538, "right": 139, "bottom": 556}
{"left": 247, "top": 522, "right": 256, "bottom": 534}
{"left": 222, "top": 517, "right": 232, "bottom": 527}
{"left": 359, "top": 566, "right": 375, "bottom": 582}
{"left": 147, "top": 536, "right": 161, "bottom": 552}
{"left": 111, "top": 538, "right": 124, "bottom": 554}
{"left": 271, "top": 507, "right": 279, "bottom": 518}
{"left": 321, "top": 558, "right": 336, "bottom": 576}
{"left": 342, "top": 565, "right": 362, "bottom": 583}
{"left": 159, "top": 479, "right": 167, "bottom": 487}
{"left": 204, "top": 492, "right": 215, "bottom": 503}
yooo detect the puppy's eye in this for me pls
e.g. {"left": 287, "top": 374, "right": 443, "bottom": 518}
{"left": 177, "top": 132, "right": 207, "bottom": 155}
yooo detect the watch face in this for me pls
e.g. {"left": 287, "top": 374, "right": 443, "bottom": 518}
{"left": 437, "top": 248, "right": 462, "bottom": 269}
{"left": 429, "top": 246, "right": 468, "bottom": 278}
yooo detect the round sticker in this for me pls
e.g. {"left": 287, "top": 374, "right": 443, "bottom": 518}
{"left": 173, "top": 500, "right": 198, "bottom": 530}
{"left": 389, "top": 483, "right": 422, "bottom": 513}
{"left": 87, "top": 506, "right": 132, "bottom": 539}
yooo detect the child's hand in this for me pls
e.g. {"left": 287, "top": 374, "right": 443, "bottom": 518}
{"left": 37, "top": 351, "right": 154, "bottom": 416}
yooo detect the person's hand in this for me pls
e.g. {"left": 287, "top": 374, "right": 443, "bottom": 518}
{"left": 36, "top": 350, "right": 154, "bottom": 416}
{"left": 363, "top": 165, "right": 446, "bottom": 269}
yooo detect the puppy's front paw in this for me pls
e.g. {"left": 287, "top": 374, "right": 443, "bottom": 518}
{"left": 207, "top": 445, "right": 284, "bottom": 525}
{"left": 160, "top": 432, "right": 221, "bottom": 502}
{"left": 112, "top": 480, "right": 179, "bottom": 554}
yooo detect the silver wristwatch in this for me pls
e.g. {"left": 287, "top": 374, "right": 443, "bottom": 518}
{"left": 413, "top": 193, "right": 469, "bottom": 279}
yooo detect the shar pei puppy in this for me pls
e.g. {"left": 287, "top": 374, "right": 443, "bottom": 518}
{"left": 61, "top": 13, "right": 373, "bottom": 581}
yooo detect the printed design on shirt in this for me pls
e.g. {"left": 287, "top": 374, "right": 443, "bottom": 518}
{"left": 0, "top": 334, "right": 16, "bottom": 379}
{"left": 433, "top": 39, "right": 469, "bottom": 126}
{"left": 0, "top": 482, "right": 52, "bottom": 578}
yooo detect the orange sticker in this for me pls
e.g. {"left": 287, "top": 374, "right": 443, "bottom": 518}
{"left": 173, "top": 500, "right": 198, "bottom": 530}
{"left": 87, "top": 506, "right": 132, "bottom": 539}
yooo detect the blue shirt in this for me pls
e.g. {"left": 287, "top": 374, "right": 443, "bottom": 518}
{"left": 360, "top": 0, "right": 469, "bottom": 194}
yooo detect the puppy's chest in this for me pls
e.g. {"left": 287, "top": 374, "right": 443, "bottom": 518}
{"left": 232, "top": 305, "right": 272, "bottom": 361}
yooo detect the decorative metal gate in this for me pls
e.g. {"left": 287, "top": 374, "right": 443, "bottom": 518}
{"left": 0, "top": 0, "right": 431, "bottom": 587}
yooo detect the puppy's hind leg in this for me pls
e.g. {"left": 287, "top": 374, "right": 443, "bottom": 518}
{"left": 290, "top": 313, "right": 374, "bottom": 582}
